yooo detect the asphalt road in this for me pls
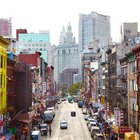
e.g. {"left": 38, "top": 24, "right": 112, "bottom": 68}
{"left": 40, "top": 101, "right": 92, "bottom": 140}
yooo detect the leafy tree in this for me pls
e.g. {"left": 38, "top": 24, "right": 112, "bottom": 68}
{"left": 59, "top": 84, "right": 67, "bottom": 97}
{"left": 68, "top": 82, "right": 82, "bottom": 96}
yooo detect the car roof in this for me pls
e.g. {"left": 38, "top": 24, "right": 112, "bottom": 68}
{"left": 60, "top": 120, "right": 67, "bottom": 123}
{"left": 91, "top": 126, "right": 100, "bottom": 130}
{"left": 88, "top": 118, "right": 94, "bottom": 120}
{"left": 96, "top": 133, "right": 103, "bottom": 136}
{"left": 40, "top": 123, "right": 47, "bottom": 126}
{"left": 90, "top": 121, "right": 97, "bottom": 124}
{"left": 31, "top": 130, "right": 40, "bottom": 135}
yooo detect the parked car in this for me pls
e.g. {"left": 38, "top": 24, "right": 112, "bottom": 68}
{"left": 87, "top": 118, "right": 96, "bottom": 126}
{"left": 40, "top": 123, "right": 47, "bottom": 136}
{"left": 84, "top": 114, "right": 90, "bottom": 121}
{"left": 88, "top": 122, "right": 97, "bottom": 131}
{"left": 71, "top": 111, "right": 76, "bottom": 117}
{"left": 90, "top": 126, "right": 100, "bottom": 137}
{"left": 60, "top": 120, "right": 68, "bottom": 129}
{"left": 93, "top": 133, "right": 104, "bottom": 140}
{"left": 31, "top": 130, "right": 41, "bottom": 140}
{"left": 82, "top": 108, "right": 87, "bottom": 114}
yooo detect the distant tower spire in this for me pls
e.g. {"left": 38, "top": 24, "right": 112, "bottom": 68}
{"left": 59, "top": 25, "right": 66, "bottom": 45}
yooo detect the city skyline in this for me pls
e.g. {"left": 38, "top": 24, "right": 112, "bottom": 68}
{"left": 0, "top": 0, "right": 140, "bottom": 45}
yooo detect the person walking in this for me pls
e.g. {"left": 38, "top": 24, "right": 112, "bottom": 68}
{"left": 48, "top": 124, "right": 52, "bottom": 136}
{"left": 46, "top": 125, "right": 48, "bottom": 137}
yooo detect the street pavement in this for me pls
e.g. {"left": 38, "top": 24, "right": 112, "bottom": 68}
{"left": 40, "top": 101, "right": 92, "bottom": 140}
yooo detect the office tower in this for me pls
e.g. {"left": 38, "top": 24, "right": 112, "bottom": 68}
{"left": 79, "top": 11, "right": 111, "bottom": 51}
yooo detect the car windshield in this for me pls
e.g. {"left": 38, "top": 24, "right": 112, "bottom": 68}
{"left": 41, "top": 125, "right": 46, "bottom": 129}
{"left": 91, "top": 123, "right": 96, "bottom": 126}
{"left": 97, "top": 136, "right": 104, "bottom": 140}
{"left": 61, "top": 121, "right": 67, "bottom": 124}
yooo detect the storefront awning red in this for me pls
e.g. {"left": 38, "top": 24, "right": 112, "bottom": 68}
{"left": 18, "top": 119, "right": 32, "bottom": 124}
{"left": 0, "top": 121, "right": 3, "bottom": 126}
{"left": 0, "top": 136, "right": 5, "bottom": 140}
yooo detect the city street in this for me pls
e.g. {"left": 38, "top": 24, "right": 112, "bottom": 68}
{"left": 40, "top": 101, "right": 92, "bottom": 140}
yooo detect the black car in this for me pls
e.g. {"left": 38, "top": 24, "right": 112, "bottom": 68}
{"left": 71, "top": 111, "right": 76, "bottom": 117}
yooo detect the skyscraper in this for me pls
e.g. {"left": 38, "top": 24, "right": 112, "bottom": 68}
{"left": 0, "top": 17, "right": 12, "bottom": 37}
{"left": 79, "top": 11, "right": 111, "bottom": 50}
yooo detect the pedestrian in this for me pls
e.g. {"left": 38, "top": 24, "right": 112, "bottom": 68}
{"left": 48, "top": 124, "right": 52, "bottom": 136}
{"left": 46, "top": 125, "right": 48, "bottom": 137}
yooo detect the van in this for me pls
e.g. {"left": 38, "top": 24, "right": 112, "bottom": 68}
{"left": 44, "top": 110, "right": 53, "bottom": 123}
{"left": 31, "top": 130, "right": 41, "bottom": 140}
{"left": 47, "top": 107, "right": 56, "bottom": 117}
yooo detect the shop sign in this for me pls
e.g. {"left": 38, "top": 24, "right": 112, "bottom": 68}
{"left": 0, "top": 126, "right": 3, "bottom": 134}
{"left": 118, "top": 126, "right": 131, "bottom": 134}
{"left": 0, "top": 115, "right": 3, "bottom": 121}
{"left": 42, "top": 82, "right": 46, "bottom": 92}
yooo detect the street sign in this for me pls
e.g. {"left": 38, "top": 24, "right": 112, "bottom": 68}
{"left": 42, "top": 82, "right": 46, "bottom": 92}
{"left": 101, "top": 96, "right": 105, "bottom": 104}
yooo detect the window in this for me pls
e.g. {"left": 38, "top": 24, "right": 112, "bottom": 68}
{"left": 130, "top": 80, "right": 135, "bottom": 91}
{"left": 62, "top": 50, "right": 65, "bottom": 54}
{"left": 130, "top": 62, "right": 135, "bottom": 73}
{"left": 0, "top": 56, "right": 2, "bottom": 68}
{"left": 0, "top": 74, "right": 2, "bottom": 88}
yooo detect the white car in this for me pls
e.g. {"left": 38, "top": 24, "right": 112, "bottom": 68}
{"left": 60, "top": 120, "right": 68, "bottom": 129}
{"left": 88, "top": 122, "right": 97, "bottom": 131}
{"left": 90, "top": 126, "right": 100, "bottom": 137}
{"left": 82, "top": 108, "right": 87, "bottom": 114}
{"left": 87, "top": 118, "right": 96, "bottom": 125}
{"left": 84, "top": 114, "right": 90, "bottom": 121}
{"left": 93, "top": 133, "right": 104, "bottom": 140}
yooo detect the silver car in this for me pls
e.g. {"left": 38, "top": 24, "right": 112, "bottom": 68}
{"left": 60, "top": 120, "right": 68, "bottom": 129}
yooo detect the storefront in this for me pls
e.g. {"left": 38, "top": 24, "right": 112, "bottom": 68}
{"left": 112, "top": 125, "right": 132, "bottom": 140}
{"left": 125, "top": 132, "right": 135, "bottom": 140}
{"left": 0, "top": 136, "right": 5, "bottom": 140}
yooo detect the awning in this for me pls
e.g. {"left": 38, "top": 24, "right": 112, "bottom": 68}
{"left": 0, "top": 121, "right": 3, "bottom": 126}
{"left": 0, "top": 136, "right": 5, "bottom": 140}
{"left": 111, "top": 124, "right": 118, "bottom": 133}
{"left": 4, "top": 133, "right": 13, "bottom": 140}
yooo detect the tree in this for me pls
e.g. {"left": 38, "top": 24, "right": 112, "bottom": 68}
{"left": 68, "top": 82, "right": 82, "bottom": 96}
{"left": 59, "top": 84, "right": 67, "bottom": 97}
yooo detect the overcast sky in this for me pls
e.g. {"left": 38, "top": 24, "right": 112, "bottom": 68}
{"left": 0, "top": 0, "right": 139, "bottom": 45}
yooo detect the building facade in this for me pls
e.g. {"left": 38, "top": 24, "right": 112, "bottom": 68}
{"left": 16, "top": 29, "right": 27, "bottom": 41}
{"left": 17, "top": 30, "right": 52, "bottom": 64}
{"left": 53, "top": 23, "right": 80, "bottom": 84}
{"left": 0, "top": 36, "right": 10, "bottom": 134}
{"left": 0, "top": 18, "right": 12, "bottom": 37}
{"left": 79, "top": 11, "right": 111, "bottom": 51}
